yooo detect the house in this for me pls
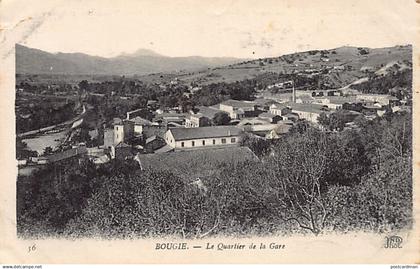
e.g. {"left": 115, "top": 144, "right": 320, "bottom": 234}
{"left": 164, "top": 126, "right": 242, "bottom": 151}
{"left": 153, "top": 113, "right": 186, "bottom": 126}
{"left": 290, "top": 103, "right": 329, "bottom": 124}
{"left": 219, "top": 100, "right": 258, "bottom": 119}
{"left": 269, "top": 103, "right": 290, "bottom": 116}
{"left": 39, "top": 146, "right": 88, "bottom": 164}
{"left": 258, "top": 112, "right": 282, "bottom": 123}
{"left": 238, "top": 118, "right": 270, "bottom": 126}
{"left": 103, "top": 129, "right": 114, "bottom": 148}
{"left": 185, "top": 113, "right": 210, "bottom": 128}
{"left": 266, "top": 124, "right": 293, "bottom": 139}
{"left": 196, "top": 106, "right": 222, "bottom": 120}
{"left": 114, "top": 119, "right": 134, "bottom": 145}
{"left": 253, "top": 98, "right": 281, "bottom": 111}
{"left": 131, "top": 116, "right": 152, "bottom": 135}
{"left": 111, "top": 142, "right": 133, "bottom": 160}
{"left": 313, "top": 96, "right": 358, "bottom": 110}
{"left": 356, "top": 94, "right": 397, "bottom": 106}
{"left": 126, "top": 108, "right": 149, "bottom": 120}
{"left": 240, "top": 123, "right": 286, "bottom": 137}
{"left": 145, "top": 135, "right": 167, "bottom": 153}
{"left": 282, "top": 113, "right": 299, "bottom": 122}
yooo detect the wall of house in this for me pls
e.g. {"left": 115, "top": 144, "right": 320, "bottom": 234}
{"left": 114, "top": 125, "right": 124, "bottom": 145}
{"left": 174, "top": 135, "right": 241, "bottom": 150}
{"left": 292, "top": 110, "right": 321, "bottom": 123}
{"left": 165, "top": 131, "right": 241, "bottom": 150}
{"left": 219, "top": 104, "right": 234, "bottom": 116}
{"left": 134, "top": 125, "right": 143, "bottom": 135}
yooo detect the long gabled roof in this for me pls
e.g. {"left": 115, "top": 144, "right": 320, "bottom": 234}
{"left": 169, "top": 126, "right": 242, "bottom": 141}
{"left": 221, "top": 99, "right": 257, "bottom": 108}
{"left": 47, "top": 146, "right": 87, "bottom": 163}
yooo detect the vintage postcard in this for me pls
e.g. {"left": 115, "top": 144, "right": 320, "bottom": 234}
{"left": 0, "top": 0, "right": 419, "bottom": 264}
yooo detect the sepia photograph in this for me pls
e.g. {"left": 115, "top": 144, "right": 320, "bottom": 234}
{"left": 1, "top": 0, "right": 419, "bottom": 265}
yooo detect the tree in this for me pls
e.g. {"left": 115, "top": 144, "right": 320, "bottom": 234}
{"left": 212, "top": 112, "right": 231, "bottom": 126}
{"left": 329, "top": 112, "right": 346, "bottom": 131}
{"left": 267, "top": 129, "right": 331, "bottom": 235}
{"left": 318, "top": 112, "right": 330, "bottom": 130}
{"left": 43, "top": 146, "right": 53, "bottom": 155}
{"left": 240, "top": 133, "right": 272, "bottom": 157}
{"left": 78, "top": 80, "right": 90, "bottom": 92}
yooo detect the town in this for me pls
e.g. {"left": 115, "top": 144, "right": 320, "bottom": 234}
{"left": 15, "top": 44, "right": 413, "bottom": 238}
{"left": 16, "top": 82, "right": 409, "bottom": 171}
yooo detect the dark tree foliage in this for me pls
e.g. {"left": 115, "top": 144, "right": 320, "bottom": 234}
{"left": 16, "top": 100, "right": 77, "bottom": 133}
{"left": 212, "top": 112, "right": 231, "bottom": 126}
{"left": 351, "top": 69, "right": 412, "bottom": 96}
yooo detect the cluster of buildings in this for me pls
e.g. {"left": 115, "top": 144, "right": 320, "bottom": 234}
{"left": 19, "top": 83, "right": 408, "bottom": 171}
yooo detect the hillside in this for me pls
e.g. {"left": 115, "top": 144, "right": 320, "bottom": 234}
{"left": 141, "top": 45, "right": 412, "bottom": 88}
{"left": 15, "top": 44, "right": 244, "bottom": 76}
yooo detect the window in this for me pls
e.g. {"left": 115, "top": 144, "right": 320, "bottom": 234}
{"left": 192, "top": 141, "right": 195, "bottom": 147}
{"left": 202, "top": 140, "right": 205, "bottom": 146}
{"left": 181, "top": 142, "right": 184, "bottom": 147}
{"left": 221, "top": 138, "right": 226, "bottom": 144}
{"left": 231, "top": 138, "right": 236, "bottom": 143}
{"left": 213, "top": 139, "right": 216, "bottom": 145}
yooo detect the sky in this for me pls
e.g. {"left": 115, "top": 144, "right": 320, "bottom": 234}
{"left": 1, "top": 0, "right": 418, "bottom": 59}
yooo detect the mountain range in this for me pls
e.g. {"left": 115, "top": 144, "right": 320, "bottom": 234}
{"left": 15, "top": 44, "right": 244, "bottom": 75}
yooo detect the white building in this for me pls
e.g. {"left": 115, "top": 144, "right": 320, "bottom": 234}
{"left": 131, "top": 116, "right": 152, "bottom": 135}
{"left": 269, "top": 103, "right": 289, "bottom": 116}
{"left": 290, "top": 103, "right": 329, "bottom": 124}
{"left": 219, "top": 100, "right": 257, "bottom": 119}
{"left": 164, "top": 126, "right": 242, "bottom": 151}
{"left": 313, "top": 96, "right": 357, "bottom": 110}
{"left": 185, "top": 113, "right": 210, "bottom": 128}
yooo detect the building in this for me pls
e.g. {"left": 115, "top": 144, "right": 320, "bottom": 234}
{"left": 39, "top": 146, "right": 88, "bottom": 164}
{"left": 238, "top": 118, "right": 270, "bottom": 126}
{"left": 269, "top": 103, "right": 290, "bottom": 116}
{"left": 153, "top": 113, "right": 186, "bottom": 126}
{"left": 266, "top": 124, "right": 293, "bottom": 139}
{"left": 164, "top": 126, "right": 242, "bottom": 151}
{"left": 103, "top": 129, "right": 114, "bottom": 148}
{"left": 126, "top": 108, "right": 149, "bottom": 120}
{"left": 131, "top": 116, "right": 152, "bottom": 135}
{"left": 219, "top": 100, "right": 257, "bottom": 119}
{"left": 113, "top": 119, "right": 134, "bottom": 145}
{"left": 185, "top": 113, "right": 211, "bottom": 128}
{"left": 356, "top": 94, "right": 397, "bottom": 106}
{"left": 145, "top": 135, "right": 167, "bottom": 153}
{"left": 240, "top": 123, "right": 281, "bottom": 137}
{"left": 290, "top": 103, "right": 329, "bottom": 124}
{"left": 111, "top": 142, "right": 133, "bottom": 160}
{"left": 196, "top": 106, "right": 222, "bottom": 120}
{"left": 258, "top": 112, "right": 282, "bottom": 123}
{"left": 313, "top": 96, "right": 358, "bottom": 110}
